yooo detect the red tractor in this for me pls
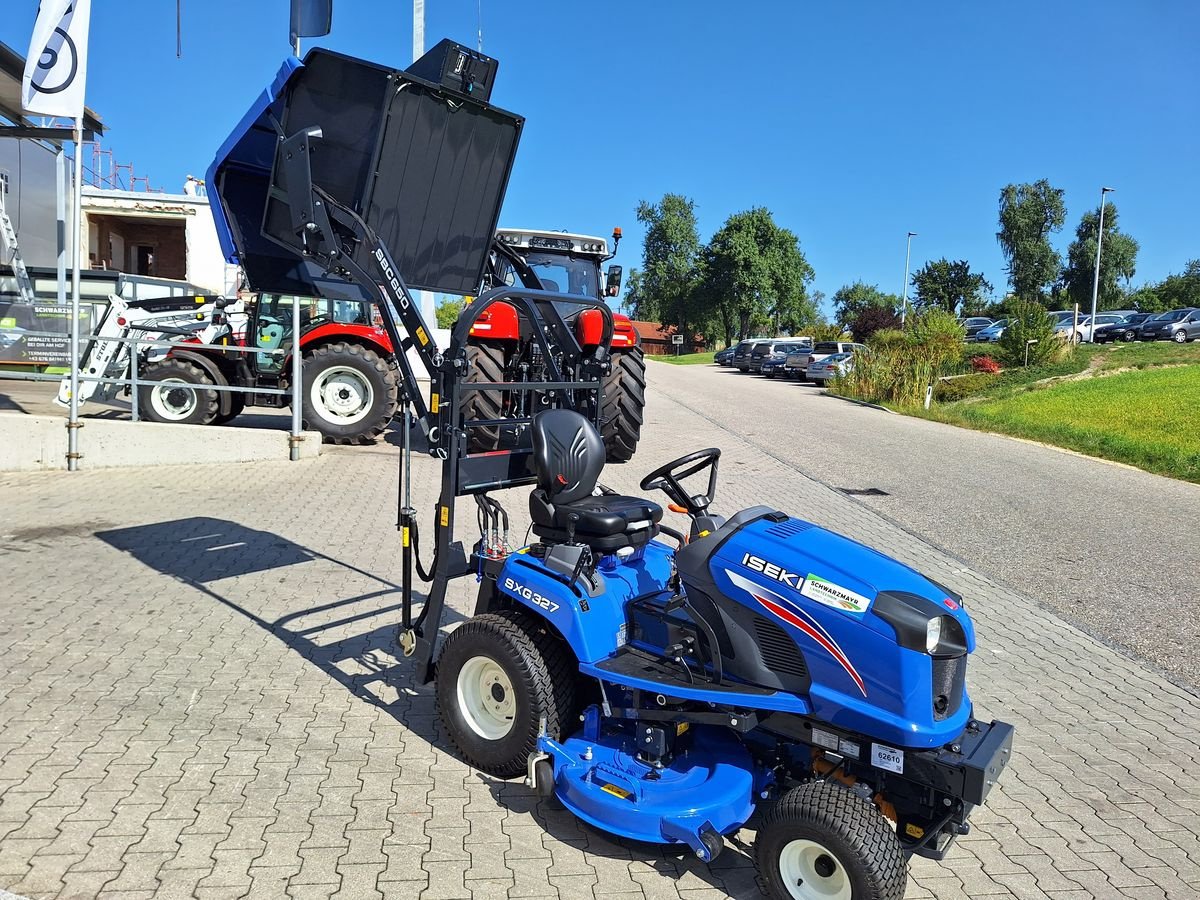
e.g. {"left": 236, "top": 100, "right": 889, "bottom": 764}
{"left": 464, "top": 227, "right": 644, "bottom": 462}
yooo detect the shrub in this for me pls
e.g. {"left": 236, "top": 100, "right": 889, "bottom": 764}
{"left": 851, "top": 306, "right": 901, "bottom": 342}
{"left": 839, "top": 312, "right": 971, "bottom": 406}
{"left": 934, "top": 373, "right": 1000, "bottom": 401}
{"left": 997, "top": 299, "right": 1068, "bottom": 367}
{"left": 971, "top": 355, "right": 1001, "bottom": 374}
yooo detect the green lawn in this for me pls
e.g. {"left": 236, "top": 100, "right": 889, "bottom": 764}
{"left": 922, "top": 365, "right": 1200, "bottom": 483}
{"left": 649, "top": 351, "right": 717, "bottom": 365}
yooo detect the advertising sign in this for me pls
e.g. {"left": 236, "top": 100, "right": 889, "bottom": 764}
{"left": 0, "top": 302, "right": 95, "bottom": 365}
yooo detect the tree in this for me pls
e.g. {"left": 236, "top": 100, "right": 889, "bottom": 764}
{"left": 632, "top": 194, "right": 702, "bottom": 334}
{"left": 697, "top": 207, "right": 816, "bottom": 342}
{"left": 1155, "top": 259, "right": 1200, "bottom": 309}
{"left": 1125, "top": 285, "right": 1165, "bottom": 313}
{"left": 1061, "top": 201, "right": 1138, "bottom": 310}
{"left": 997, "top": 180, "right": 1066, "bottom": 300}
{"left": 850, "top": 305, "right": 901, "bottom": 342}
{"left": 435, "top": 297, "right": 462, "bottom": 329}
{"left": 910, "top": 259, "right": 992, "bottom": 316}
{"left": 831, "top": 281, "right": 899, "bottom": 329}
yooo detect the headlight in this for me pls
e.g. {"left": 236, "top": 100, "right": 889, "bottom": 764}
{"left": 926, "top": 617, "right": 942, "bottom": 653}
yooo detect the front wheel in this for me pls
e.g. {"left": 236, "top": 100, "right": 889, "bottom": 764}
{"left": 435, "top": 611, "right": 577, "bottom": 778}
{"left": 139, "top": 359, "right": 220, "bottom": 426}
{"left": 301, "top": 342, "right": 399, "bottom": 444}
{"left": 755, "top": 781, "right": 906, "bottom": 900}
{"left": 1173, "top": 330, "right": 1188, "bottom": 344}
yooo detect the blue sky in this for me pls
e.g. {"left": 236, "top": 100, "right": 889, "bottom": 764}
{"left": 4, "top": 1, "right": 1198, "bottom": 316}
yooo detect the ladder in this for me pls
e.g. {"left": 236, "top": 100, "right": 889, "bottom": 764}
{"left": 0, "top": 186, "right": 36, "bottom": 303}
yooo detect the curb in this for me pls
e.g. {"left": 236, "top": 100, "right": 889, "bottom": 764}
{"left": 822, "top": 392, "right": 895, "bottom": 414}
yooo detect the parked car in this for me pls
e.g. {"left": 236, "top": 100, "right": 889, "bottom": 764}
{"left": 1055, "top": 313, "right": 1127, "bottom": 343}
{"left": 806, "top": 351, "right": 855, "bottom": 387}
{"left": 785, "top": 341, "right": 865, "bottom": 380}
{"left": 959, "top": 317, "right": 994, "bottom": 340}
{"left": 752, "top": 339, "right": 811, "bottom": 376}
{"left": 1138, "top": 307, "right": 1200, "bottom": 342}
{"left": 714, "top": 346, "right": 736, "bottom": 366}
{"left": 1092, "top": 312, "right": 1152, "bottom": 343}
{"left": 972, "top": 318, "right": 1008, "bottom": 342}
{"left": 758, "top": 341, "right": 811, "bottom": 378}
{"left": 732, "top": 339, "right": 763, "bottom": 371}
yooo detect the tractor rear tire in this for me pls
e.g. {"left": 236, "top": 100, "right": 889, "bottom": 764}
{"left": 601, "top": 347, "right": 645, "bottom": 463}
{"left": 301, "top": 342, "right": 399, "bottom": 445}
{"left": 461, "top": 340, "right": 509, "bottom": 453}
{"left": 213, "top": 394, "right": 245, "bottom": 426}
{"left": 755, "top": 781, "right": 906, "bottom": 900}
{"left": 139, "top": 359, "right": 220, "bottom": 426}
{"left": 435, "top": 609, "right": 577, "bottom": 779}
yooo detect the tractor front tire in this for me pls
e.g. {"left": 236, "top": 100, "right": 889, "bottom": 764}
{"left": 755, "top": 781, "right": 906, "bottom": 900}
{"left": 301, "top": 342, "right": 399, "bottom": 445}
{"left": 435, "top": 610, "right": 577, "bottom": 779}
{"left": 139, "top": 359, "right": 220, "bottom": 426}
{"left": 601, "top": 347, "right": 646, "bottom": 463}
{"left": 461, "top": 340, "right": 509, "bottom": 453}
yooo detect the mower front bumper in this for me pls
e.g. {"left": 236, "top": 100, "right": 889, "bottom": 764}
{"left": 905, "top": 716, "right": 1014, "bottom": 808}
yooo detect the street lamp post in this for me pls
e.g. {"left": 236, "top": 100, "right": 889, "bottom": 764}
{"left": 900, "top": 231, "right": 917, "bottom": 326}
{"left": 1088, "top": 187, "right": 1114, "bottom": 342}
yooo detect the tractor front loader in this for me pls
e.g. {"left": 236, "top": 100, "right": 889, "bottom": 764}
{"left": 209, "top": 39, "right": 1013, "bottom": 900}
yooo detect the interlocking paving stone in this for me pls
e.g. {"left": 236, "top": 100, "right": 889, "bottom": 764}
{"left": 1, "top": 364, "right": 1199, "bottom": 898}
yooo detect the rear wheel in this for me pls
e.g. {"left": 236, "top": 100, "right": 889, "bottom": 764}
{"left": 139, "top": 359, "right": 220, "bottom": 426}
{"left": 755, "top": 781, "right": 905, "bottom": 900}
{"left": 813, "top": 379, "right": 826, "bottom": 387}
{"left": 461, "top": 340, "right": 510, "bottom": 453}
{"left": 601, "top": 347, "right": 646, "bottom": 463}
{"left": 435, "top": 610, "right": 577, "bottom": 778}
{"left": 213, "top": 394, "right": 245, "bottom": 426}
{"left": 301, "top": 342, "right": 399, "bottom": 444}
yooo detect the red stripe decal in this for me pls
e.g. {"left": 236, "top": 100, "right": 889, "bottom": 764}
{"left": 756, "top": 595, "right": 868, "bottom": 696}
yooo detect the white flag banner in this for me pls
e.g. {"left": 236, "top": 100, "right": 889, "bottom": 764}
{"left": 22, "top": 0, "right": 93, "bottom": 120}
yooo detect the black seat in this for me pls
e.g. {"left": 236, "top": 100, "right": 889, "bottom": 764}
{"left": 529, "top": 409, "right": 662, "bottom": 552}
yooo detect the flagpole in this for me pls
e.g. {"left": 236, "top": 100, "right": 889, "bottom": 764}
{"left": 67, "top": 116, "right": 83, "bottom": 471}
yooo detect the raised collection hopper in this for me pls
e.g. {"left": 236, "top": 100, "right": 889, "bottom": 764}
{"left": 206, "top": 42, "right": 523, "bottom": 299}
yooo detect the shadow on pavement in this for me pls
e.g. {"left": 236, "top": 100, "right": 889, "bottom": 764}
{"left": 94, "top": 517, "right": 755, "bottom": 890}
{"left": 94, "top": 516, "right": 461, "bottom": 748}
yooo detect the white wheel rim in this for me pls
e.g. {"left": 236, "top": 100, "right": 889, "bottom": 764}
{"left": 310, "top": 365, "right": 373, "bottom": 425}
{"left": 150, "top": 378, "right": 198, "bottom": 421}
{"left": 456, "top": 656, "right": 516, "bottom": 740}
{"left": 778, "top": 839, "right": 851, "bottom": 900}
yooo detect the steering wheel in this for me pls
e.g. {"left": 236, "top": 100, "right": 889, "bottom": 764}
{"left": 640, "top": 448, "right": 721, "bottom": 515}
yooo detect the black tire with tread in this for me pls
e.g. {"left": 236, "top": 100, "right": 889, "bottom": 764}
{"left": 139, "top": 359, "right": 220, "bottom": 426}
{"left": 300, "top": 341, "right": 399, "bottom": 445}
{"left": 755, "top": 780, "right": 906, "bottom": 900}
{"left": 435, "top": 609, "right": 577, "bottom": 779}
{"left": 601, "top": 347, "right": 645, "bottom": 463}
{"left": 462, "top": 341, "right": 509, "bottom": 453}
{"left": 213, "top": 394, "right": 245, "bottom": 426}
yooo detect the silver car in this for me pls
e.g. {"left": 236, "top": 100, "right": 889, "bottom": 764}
{"left": 806, "top": 352, "right": 854, "bottom": 387}
{"left": 973, "top": 318, "right": 1008, "bottom": 342}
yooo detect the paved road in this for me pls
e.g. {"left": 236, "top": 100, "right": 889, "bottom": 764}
{"left": 647, "top": 362, "right": 1200, "bottom": 689}
{"left": 2, "top": 363, "right": 1200, "bottom": 899}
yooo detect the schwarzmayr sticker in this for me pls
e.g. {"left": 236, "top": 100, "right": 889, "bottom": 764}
{"left": 800, "top": 574, "right": 872, "bottom": 614}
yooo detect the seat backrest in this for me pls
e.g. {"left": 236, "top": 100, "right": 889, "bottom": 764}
{"left": 531, "top": 409, "right": 605, "bottom": 503}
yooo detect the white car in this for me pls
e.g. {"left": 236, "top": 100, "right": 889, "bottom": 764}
{"left": 1053, "top": 313, "right": 1126, "bottom": 343}
{"left": 806, "top": 352, "right": 854, "bottom": 387}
